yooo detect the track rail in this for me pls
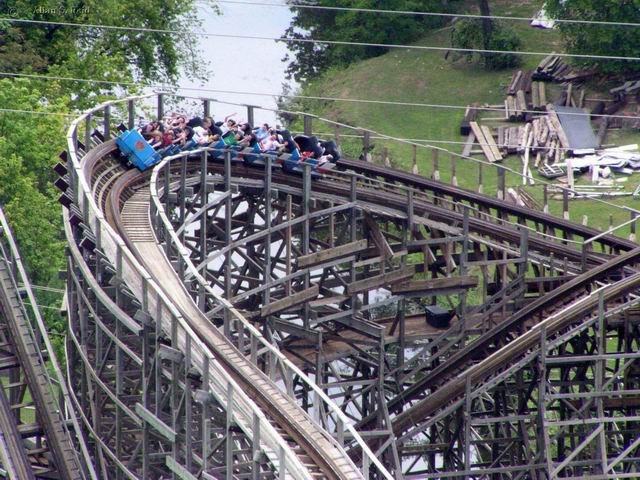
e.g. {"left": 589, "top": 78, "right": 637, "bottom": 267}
{"left": 0, "top": 209, "right": 89, "bottom": 479}
{"left": 72, "top": 134, "right": 368, "bottom": 478}
{"left": 63, "top": 93, "right": 640, "bottom": 478}
{"left": 338, "top": 158, "right": 638, "bottom": 252}
{"left": 385, "top": 246, "right": 640, "bottom": 433}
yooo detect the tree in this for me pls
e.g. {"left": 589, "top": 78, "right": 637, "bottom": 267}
{"left": 281, "top": 0, "right": 460, "bottom": 83}
{"left": 0, "top": 0, "right": 218, "bottom": 99}
{"left": 449, "top": 0, "right": 521, "bottom": 70}
{"left": 546, "top": 0, "right": 640, "bottom": 75}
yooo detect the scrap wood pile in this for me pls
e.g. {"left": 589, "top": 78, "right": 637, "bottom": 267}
{"left": 532, "top": 54, "right": 598, "bottom": 83}
{"left": 456, "top": 55, "right": 640, "bottom": 199}
{"left": 504, "top": 70, "right": 550, "bottom": 121}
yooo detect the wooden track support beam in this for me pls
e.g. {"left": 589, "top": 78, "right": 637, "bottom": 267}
{"left": 260, "top": 285, "right": 320, "bottom": 317}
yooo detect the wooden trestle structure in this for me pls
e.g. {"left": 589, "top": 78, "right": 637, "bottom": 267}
{"left": 57, "top": 93, "right": 640, "bottom": 479}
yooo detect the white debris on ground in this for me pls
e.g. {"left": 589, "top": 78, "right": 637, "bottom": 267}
{"left": 555, "top": 145, "right": 640, "bottom": 198}
{"left": 531, "top": 6, "right": 556, "bottom": 29}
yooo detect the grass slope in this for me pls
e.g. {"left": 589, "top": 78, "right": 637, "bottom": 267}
{"left": 295, "top": 0, "right": 640, "bottom": 237}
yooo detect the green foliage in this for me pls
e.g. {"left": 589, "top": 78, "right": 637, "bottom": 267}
{"left": 0, "top": 0, "right": 217, "bottom": 96}
{"left": 0, "top": 79, "right": 67, "bottom": 283}
{"left": 450, "top": 19, "right": 522, "bottom": 70}
{"left": 546, "top": 0, "right": 640, "bottom": 75}
{"left": 282, "top": 0, "right": 460, "bottom": 83}
{"left": 0, "top": 1, "right": 215, "bottom": 352}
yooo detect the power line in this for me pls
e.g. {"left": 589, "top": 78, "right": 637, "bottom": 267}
{"left": 3, "top": 71, "right": 640, "bottom": 123}
{"left": 215, "top": 0, "right": 640, "bottom": 28}
{"left": 1, "top": 16, "right": 640, "bottom": 62}
{"left": 20, "top": 283, "right": 65, "bottom": 294}
{"left": 0, "top": 103, "right": 619, "bottom": 153}
{"left": 0, "top": 106, "right": 75, "bottom": 117}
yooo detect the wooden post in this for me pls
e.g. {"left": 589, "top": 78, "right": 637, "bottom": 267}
{"left": 432, "top": 149, "right": 440, "bottom": 180}
{"left": 104, "top": 105, "right": 111, "bottom": 140}
{"left": 157, "top": 93, "right": 164, "bottom": 121}
{"left": 451, "top": 153, "right": 457, "bottom": 186}
{"left": 333, "top": 124, "right": 340, "bottom": 147}
{"left": 303, "top": 114, "right": 313, "bottom": 136}
{"left": 543, "top": 184, "right": 549, "bottom": 214}
{"left": 478, "top": 162, "right": 483, "bottom": 194}
{"left": 630, "top": 211, "right": 637, "bottom": 242}
{"left": 203, "top": 99, "right": 210, "bottom": 119}
{"left": 563, "top": 189, "right": 570, "bottom": 220}
{"left": 383, "top": 147, "right": 391, "bottom": 168}
{"left": 412, "top": 145, "right": 418, "bottom": 174}
{"left": 246, "top": 105, "right": 255, "bottom": 127}
{"left": 127, "top": 100, "right": 135, "bottom": 130}
{"left": 363, "top": 131, "right": 371, "bottom": 162}
{"left": 497, "top": 165, "right": 505, "bottom": 200}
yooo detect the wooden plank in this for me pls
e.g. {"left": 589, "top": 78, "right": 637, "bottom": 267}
{"left": 136, "top": 403, "right": 176, "bottom": 442}
{"left": 539, "top": 82, "right": 547, "bottom": 107}
{"left": 297, "top": 239, "right": 368, "bottom": 268}
{"left": 596, "top": 117, "right": 609, "bottom": 148}
{"left": 461, "top": 132, "right": 475, "bottom": 157}
{"left": 531, "top": 81, "right": 540, "bottom": 110}
{"left": 364, "top": 213, "right": 393, "bottom": 260}
{"left": 391, "top": 275, "right": 478, "bottom": 294}
{"left": 469, "top": 122, "right": 496, "bottom": 162}
{"left": 481, "top": 125, "right": 503, "bottom": 161}
{"left": 460, "top": 104, "right": 478, "bottom": 136}
{"left": 507, "top": 95, "right": 518, "bottom": 121}
{"left": 497, "top": 127, "right": 505, "bottom": 154}
{"left": 346, "top": 266, "right": 415, "bottom": 295}
{"left": 508, "top": 70, "right": 522, "bottom": 95}
{"left": 547, "top": 106, "right": 571, "bottom": 149}
{"left": 260, "top": 285, "right": 319, "bottom": 317}
{"left": 516, "top": 90, "right": 527, "bottom": 120}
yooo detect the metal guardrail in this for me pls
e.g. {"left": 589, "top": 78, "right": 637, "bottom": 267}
{"left": 66, "top": 96, "right": 314, "bottom": 479}
{"left": 149, "top": 150, "right": 395, "bottom": 479}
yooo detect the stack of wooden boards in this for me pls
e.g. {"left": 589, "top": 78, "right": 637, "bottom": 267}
{"left": 468, "top": 121, "right": 503, "bottom": 163}
{"left": 462, "top": 105, "right": 573, "bottom": 177}
{"left": 533, "top": 54, "right": 597, "bottom": 82}
{"left": 504, "top": 70, "right": 548, "bottom": 121}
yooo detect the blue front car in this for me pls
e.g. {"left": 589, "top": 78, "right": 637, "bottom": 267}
{"left": 116, "top": 130, "right": 161, "bottom": 171}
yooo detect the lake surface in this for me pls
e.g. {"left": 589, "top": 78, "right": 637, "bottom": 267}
{"left": 179, "top": 0, "right": 296, "bottom": 125}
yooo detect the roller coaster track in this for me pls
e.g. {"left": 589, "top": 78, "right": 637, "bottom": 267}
{"left": 61, "top": 94, "right": 640, "bottom": 479}
{"left": 0, "top": 209, "right": 93, "bottom": 479}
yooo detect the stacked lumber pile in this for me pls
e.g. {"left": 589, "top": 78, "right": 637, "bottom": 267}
{"left": 530, "top": 81, "right": 547, "bottom": 111}
{"left": 498, "top": 110, "right": 569, "bottom": 174}
{"left": 469, "top": 121, "right": 503, "bottom": 163}
{"left": 505, "top": 70, "right": 533, "bottom": 122}
{"left": 610, "top": 79, "right": 640, "bottom": 101}
{"left": 507, "top": 70, "right": 533, "bottom": 95}
{"left": 504, "top": 92, "right": 527, "bottom": 122}
{"left": 533, "top": 55, "right": 597, "bottom": 82}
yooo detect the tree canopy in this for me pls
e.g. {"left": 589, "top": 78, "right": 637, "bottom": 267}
{"left": 546, "top": 0, "right": 640, "bottom": 75}
{"left": 0, "top": 0, "right": 216, "bottom": 99}
{"left": 281, "top": 0, "right": 460, "bottom": 83}
{"left": 0, "top": 0, "right": 216, "bottom": 352}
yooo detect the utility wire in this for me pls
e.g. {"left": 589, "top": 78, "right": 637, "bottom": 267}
{"left": 216, "top": 0, "right": 640, "bottom": 28}
{"left": 2, "top": 71, "right": 640, "bottom": 123}
{"left": 20, "top": 283, "right": 65, "bottom": 294}
{"left": 0, "top": 105, "right": 623, "bottom": 154}
{"left": 1, "top": 16, "right": 640, "bottom": 62}
{"left": 0, "top": 106, "right": 75, "bottom": 117}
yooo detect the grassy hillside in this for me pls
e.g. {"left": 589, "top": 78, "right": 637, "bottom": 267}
{"left": 291, "top": 0, "right": 640, "bottom": 236}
